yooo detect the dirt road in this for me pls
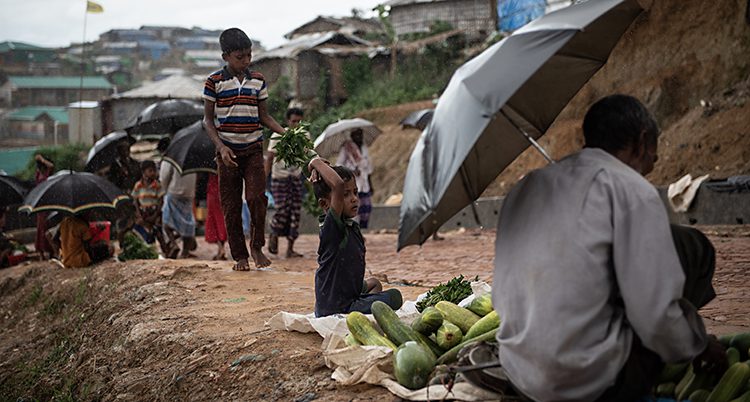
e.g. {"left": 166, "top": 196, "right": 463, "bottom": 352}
{"left": 0, "top": 226, "right": 748, "bottom": 401}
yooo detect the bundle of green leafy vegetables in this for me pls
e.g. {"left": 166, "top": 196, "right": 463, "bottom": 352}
{"left": 271, "top": 122, "right": 316, "bottom": 169}
{"left": 416, "top": 274, "right": 478, "bottom": 312}
{"left": 118, "top": 232, "right": 158, "bottom": 261}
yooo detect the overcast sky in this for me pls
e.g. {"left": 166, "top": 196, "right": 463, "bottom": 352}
{"left": 0, "top": 0, "right": 384, "bottom": 50}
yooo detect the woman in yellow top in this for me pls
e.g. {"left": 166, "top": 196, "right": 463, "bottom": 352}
{"left": 59, "top": 213, "right": 112, "bottom": 268}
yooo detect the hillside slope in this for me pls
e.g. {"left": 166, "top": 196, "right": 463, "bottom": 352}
{"left": 364, "top": 0, "right": 750, "bottom": 202}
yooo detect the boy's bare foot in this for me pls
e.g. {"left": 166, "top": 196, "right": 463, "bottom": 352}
{"left": 286, "top": 249, "right": 303, "bottom": 258}
{"left": 232, "top": 258, "right": 250, "bottom": 271}
{"left": 251, "top": 247, "right": 272, "bottom": 268}
{"left": 268, "top": 234, "right": 278, "bottom": 255}
{"left": 212, "top": 252, "right": 226, "bottom": 261}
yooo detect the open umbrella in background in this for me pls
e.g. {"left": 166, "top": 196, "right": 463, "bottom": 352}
{"left": 19, "top": 171, "right": 129, "bottom": 215}
{"left": 85, "top": 131, "right": 136, "bottom": 173}
{"left": 126, "top": 99, "right": 203, "bottom": 139}
{"left": 313, "top": 118, "right": 382, "bottom": 159}
{"left": 398, "top": 0, "right": 643, "bottom": 250}
{"left": 400, "top": 109, "right": 435, "bottom": 131}
{"left": 162, "top": 121, "right": 217, "bottom": 174}
{"left": 0, "top": 175, "right": 30, "bottom": 206}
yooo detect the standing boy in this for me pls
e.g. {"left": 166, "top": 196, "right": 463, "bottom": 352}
{"left": 203, "top": 28, "right": 286, "bottom": 270}
{"left": 264, "top": 108, "right": 306, "bottom": 258}
{"left": 308, "top": 157, "right": 402, "bottom": 317}
{"left": 131, "top": 160, "right": 171, "bottom": 257}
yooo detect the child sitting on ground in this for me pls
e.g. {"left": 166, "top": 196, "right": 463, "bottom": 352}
{"left": 59, "top": 212, "right": 113, "bottom": 268}
{"left": 131, "top": 160, "right": 172, "bottom": 257}
{"left": 308, "top": 157, "right": 402, "bottom": 317}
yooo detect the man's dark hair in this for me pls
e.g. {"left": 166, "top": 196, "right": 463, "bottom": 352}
{"left": 220, "top": 28, "right": 253, "bottom": 54}
{"left": 583, "top": 94, "right": 659, "bottom": 153}
{"left": 286, "top": 107, "right": 304, "bottom": 120}
{"left": 313, "top": 166, "right": 355, "bottom": 200}
{"left": 140, "top": 160, "right": 157, "bottom": 172}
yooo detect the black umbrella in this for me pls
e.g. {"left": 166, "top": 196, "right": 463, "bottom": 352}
{"left": 162, "top": 121, "right": 217, "bottom": 174}
{"left": 85, "top": 131, "right": 136, "bottom": 173}
{"left": 126, "top": 99, "right": 203, "bottom": 137}
{"left": 19, "top": 170, "right": 129, "bottom": 215}
{"left": 400, "top": 109, "right": 435, "bottom": 131}
{"left": 0, "top": 175, "right": 30, "bottom": 206}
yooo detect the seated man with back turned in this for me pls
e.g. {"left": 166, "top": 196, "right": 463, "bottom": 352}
{"left": 491, "top": 94, "right": 726, "bottom": 401}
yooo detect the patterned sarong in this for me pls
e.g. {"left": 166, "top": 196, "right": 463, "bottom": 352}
{"left": 271, "top": 176, "right": 304, "bottom": 240}
{"left": 357, "top": 191, "right": 372, "bottom": 229}
{"left": 162, "top": 194, "right": 196, "bottom": 238}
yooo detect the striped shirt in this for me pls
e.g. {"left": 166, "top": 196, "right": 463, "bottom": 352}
{"left": 203, "top": 67, "right": 269, "bottom": 150}
{"left": 131, "top": 178, "right": 165, "bottom": 208}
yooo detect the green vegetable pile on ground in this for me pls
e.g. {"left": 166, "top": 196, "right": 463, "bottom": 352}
{"left": 416, "top": 274, "right": 477, "bottom": 312}
{"left": 653, "top": 332, "right": 750, "bottom": 401}
{"left": 270, "top": 122, "right": 316, "bottom": 169}
{"left": 345, "top": 299, "right": 501, "bottom": 390}
{"left": 118, "top": 232, "right": 158, "bottom": 261}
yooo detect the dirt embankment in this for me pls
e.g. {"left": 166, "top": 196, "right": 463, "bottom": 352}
{"left": 0, "top": 227, "right": 748, "bottom": 401}
{"left": 364, "top": 0, "right": 750, "bottom": 202}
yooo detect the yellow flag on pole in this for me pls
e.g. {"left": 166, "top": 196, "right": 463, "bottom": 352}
{"left": 86, "top": 0, "right": 104, "bottom": 13}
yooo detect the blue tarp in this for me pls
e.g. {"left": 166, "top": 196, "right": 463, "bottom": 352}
{"left": 498, "top": 0, "right": 546, "bottom": 31}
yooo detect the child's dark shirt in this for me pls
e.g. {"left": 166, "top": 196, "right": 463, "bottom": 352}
{"left": 314, "top": 209, "right": 365, "bottom": 317}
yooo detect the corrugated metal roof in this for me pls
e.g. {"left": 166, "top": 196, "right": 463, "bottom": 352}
{"left": 0, "top": 41, "right": 53, "bottom": 53}
{"left": 8, "top": 106, "right": 69, "bottom": 124}
{"left": 111, "top": 74, "right": 203, "bottom": 100}
{"left": 8, "top": 76, "right": 113, "bottom": 89}
{"left": 384, "top": 0, "right": 448, "bottom": 6}
{"left": 254, "top": 32, "right": 371, "bottom": 61}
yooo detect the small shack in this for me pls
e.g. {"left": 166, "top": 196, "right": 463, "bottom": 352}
{"left": 284, "top": 16, "right": 383, "bottom": 40}
{"left": 253, "top": 32, "right": 388, "bottom": 108}
{"left": 6, "top": 106, "right": 69, "bottom": 144}
{"left": 385, "top": 0, "right": 498, "bottom": 40}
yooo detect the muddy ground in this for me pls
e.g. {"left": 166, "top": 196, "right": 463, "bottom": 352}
{"left": 0, "top": 226, "right": 748, "bottom": 401}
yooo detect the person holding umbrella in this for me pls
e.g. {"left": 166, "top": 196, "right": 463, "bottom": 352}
{"left": 336, "top": 129, "right": 374, "bottom": 229}
{"left": 107, "top": 140, "right": 140, "bottom": 246}
{"left": 490, "top": 95, "right": 726, "bottom": 401}
{"left": 264, "top": 108, "right": 307, "bottom": 258}
{"left": 202, "top": 28, "right": 286, "bottom": 270}
{"left": 33, "top": 154, "right": 54, "bottom": 260}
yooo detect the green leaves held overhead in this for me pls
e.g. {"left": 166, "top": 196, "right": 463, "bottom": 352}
{"left": 271, "top": 122, "right": 316, "bottom": 169}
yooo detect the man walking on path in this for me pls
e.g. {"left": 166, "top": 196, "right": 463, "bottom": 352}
{"left": 160, "top": 161, "right": 197, "bottom": 259}
{"left": 491, "top": 94, "right": 726, "bottom": 401}
{"left": 265, "top": 108, "right": 306, "bottom": 258}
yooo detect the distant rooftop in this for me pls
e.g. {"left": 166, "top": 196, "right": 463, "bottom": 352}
{"left": 256, "top": 32, "right": 371, "bottom": 61}
{"left": 0, "top": 41, "right": 54, "bottom": 53}
{"left": 7, "top": 76, "right": 113, "bottom": 90}
{"left": 111, "top": 74, "right": 202, "bottom": 100}
{"left": 8, "top": 106, "right": 69, "bottom": 124}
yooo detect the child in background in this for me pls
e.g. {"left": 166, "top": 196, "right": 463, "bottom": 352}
{"left": 131, "top": 160, "right": 171, "bottom": 257}
{"left": 59, "top": 212, "right": 113, "bottom": 269}
{"left": 203, "top": 27, "right": 286, "bottom": 270}
{"left": 308, "top": 157, "right": 402, "bottom": 317}
{"left": 204, "top": 173, "right": 227, "bottom": 260}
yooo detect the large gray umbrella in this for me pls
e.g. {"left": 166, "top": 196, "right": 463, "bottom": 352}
{"left": 398, "top": 0, "right": 642, "bottom": 250}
